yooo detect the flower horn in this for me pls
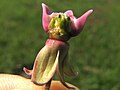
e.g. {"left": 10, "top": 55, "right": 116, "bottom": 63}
{"left": 42, "top": 3, "right": 52, "bottom": 32}
{"left": 70, "top": 9, "right": 93, "bottom": 36}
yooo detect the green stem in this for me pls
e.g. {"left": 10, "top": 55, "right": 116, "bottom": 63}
{"left": 45, "top": 79, "right": 52, "bottom": 90}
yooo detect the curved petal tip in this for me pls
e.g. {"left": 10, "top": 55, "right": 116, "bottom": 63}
{"left": 23, "top": 67, "right": 32, "bottom": 76}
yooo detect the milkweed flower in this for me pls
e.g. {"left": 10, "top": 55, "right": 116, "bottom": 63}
{"left": 24, "top": 3, "right": 93, "bottom": 90}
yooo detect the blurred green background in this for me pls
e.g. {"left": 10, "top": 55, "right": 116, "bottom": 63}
{"left": 0, "top": 0, "right": 120, "bottom": 90}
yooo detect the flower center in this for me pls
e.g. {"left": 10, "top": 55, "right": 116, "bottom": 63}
{"left": 48, "top": 13, "right": 71, "bottom": 41}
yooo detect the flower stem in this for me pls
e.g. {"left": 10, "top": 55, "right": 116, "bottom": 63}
{"left": 45, "top": 79, "right": 52, "bottom": 90}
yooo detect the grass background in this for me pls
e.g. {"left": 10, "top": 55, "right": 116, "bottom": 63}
{"left": 0, "top": 0, "right": 120, "bottom": 90}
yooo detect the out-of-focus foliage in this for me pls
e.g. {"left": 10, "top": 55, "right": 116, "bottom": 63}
{"left": 0, "top": 0, "right": 120, "bottom": 90}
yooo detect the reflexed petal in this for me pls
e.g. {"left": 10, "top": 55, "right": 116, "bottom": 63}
{"left": 63, "top": 60, "right": 78, "bottom": 77}
{"left": 31, "top": 46, "right": 59, "bottom": 85}
{"left": 57, "top": 64, "right": 75, "bottom": 89}
{"left": 56, "top": 51, "right": 75, "bottom": 89}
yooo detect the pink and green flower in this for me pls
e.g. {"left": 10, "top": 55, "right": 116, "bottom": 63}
{"left": 24, "top": 3, "right": 93, "bottom": 90}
